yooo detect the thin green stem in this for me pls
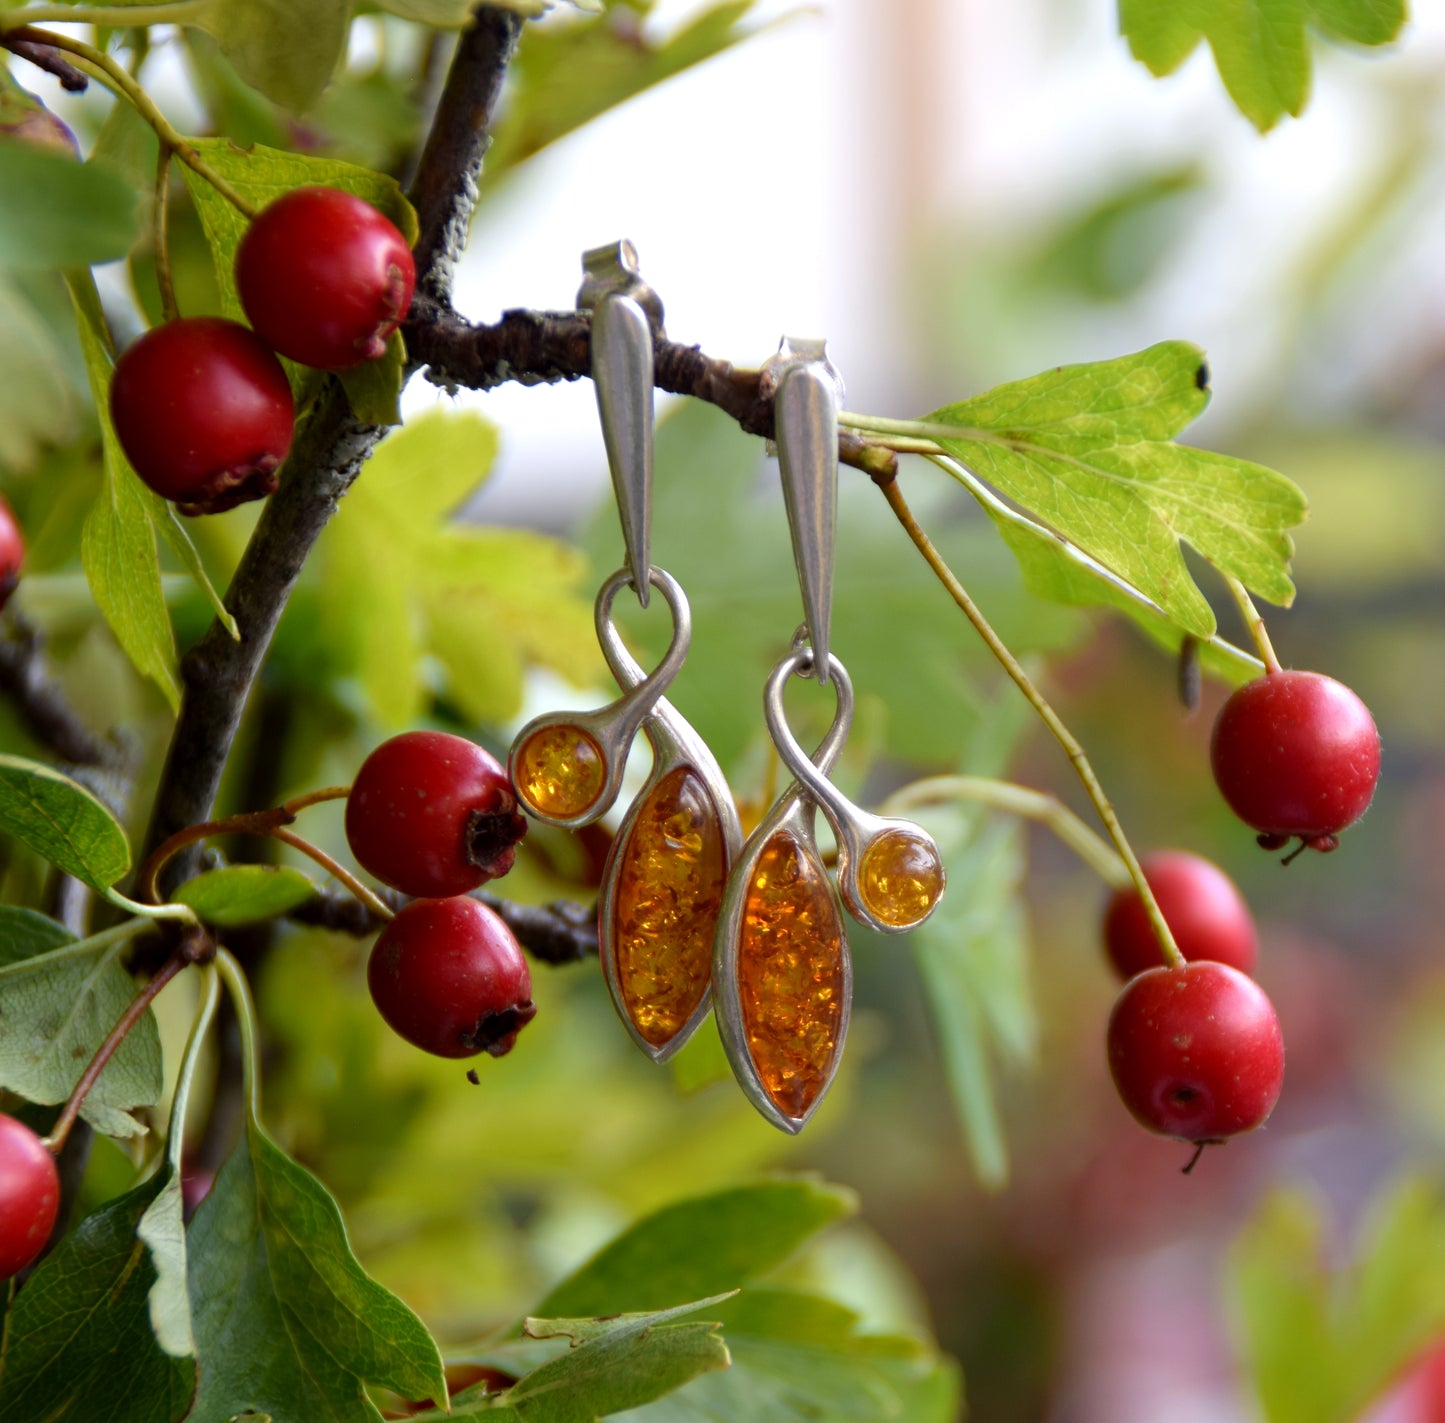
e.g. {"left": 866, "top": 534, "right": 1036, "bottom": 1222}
{"left": 883, "top": 774, "right": 1130, "bottom": 889}
{"left": 215, "top": 948, "right": 260, "bottom": 1119}
{"left": 103, "top": 886, "right": 201, "bottom": 924}
{"left": 5, "top": 26, "right": 257, "bottom": 220}
{"left": 165, "top": 962, "right": 219, "bottom": 1171}
{"left": 840, "top": 410, "right": 986, "bottom": 442}
{"left": 879, "top": 475, "right": 1185, "bottom": 970}
{"left": 43, "top": 951, "right": 186, "bottom": 1154}
{"left": 0, "top": 4, "right": 212, "bottom": 34}
{"left": 1224, "top": 575, "right": 1282, "bottom": 675}
{"left": 153, "top": 145, "right": 178, "bottom": 324}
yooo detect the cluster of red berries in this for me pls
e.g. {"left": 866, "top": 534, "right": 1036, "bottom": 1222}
{"left": 110, "top": 187, "right": 416, "bottom": 516}
{"left": 1100, "top": 667, "right": 1380, "bottom": 1159}
{"left": 344, "top": 731, "right": 535, "bottom": 1060}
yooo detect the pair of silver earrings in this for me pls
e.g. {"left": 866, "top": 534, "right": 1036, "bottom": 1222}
{"left": 508, "top": 244, "right": 945, "bottom": 1133}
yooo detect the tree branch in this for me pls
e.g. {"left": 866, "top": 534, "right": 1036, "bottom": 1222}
{"left": 289, "top": 884, "right": 598, "bottom": 965}
{"left": 143, "top": 9, "right": 523, "bottom": 884}
{"left": 0, "top": 615, "right": 115, "bottom": 768}
{"left": 406, "top": 299, "right": 898, "bottom": 481}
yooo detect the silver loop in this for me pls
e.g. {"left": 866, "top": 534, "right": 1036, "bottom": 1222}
{"left": 595, "top": 566, "right": 689, "bottom": 693}
{"left": 762, "top": 644, "right": 853, "bottom": 792}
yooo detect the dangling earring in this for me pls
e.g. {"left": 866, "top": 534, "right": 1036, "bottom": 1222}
{"left": 713, "top": 339, "right": 946, "bottom": 1133}
{"left": 508, "top": 242, "right": 742, "bottom": 1061}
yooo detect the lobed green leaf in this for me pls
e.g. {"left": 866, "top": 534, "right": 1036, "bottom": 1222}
{"left": 0, "top": 1171, "right": 195, "bottom": 1423}
{"left": 1119, "top": 0, "right": 1406, "bottom": 132}
{"left": 0, "top": 914, "right": 163, "bottom": 1138}
{"left": 925, "top": 341, "right": 1308, "bottom": 638}
{"left": 187, "top": 1115, "right": 448, "bottom": 1420}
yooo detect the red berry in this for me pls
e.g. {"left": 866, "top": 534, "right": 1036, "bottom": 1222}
{"left": 1107, "top": 961, "right": 1284, "bottom": 1143}
{"left": 236, "top": 186, "right": 416, "bottom": 371}
{"left": 367, "top": 897, "right": 535, "bottom": 1058}
{"left": 109, "top": 316, "right": 294, "bottom": 516}
{"left": 1211, "top": 669, "right": 1380, "bottom": 847}
{"left": 0, "top": 494, "right": 24, "bottom": 611}
{"left": 1102, "top": 850, "right": 1258, "bottom": 981}
{"left": 0, "top": 1113, "right": 60, "bottom": 1278}
{"left": 346, "top": 730, "right": 527, "bottom": 899}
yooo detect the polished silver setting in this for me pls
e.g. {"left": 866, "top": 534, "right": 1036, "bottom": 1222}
{"left": 595, "top": 579, "right": 744, "bottom": 1062}
{"left": 712, "top": 644, "right": 854, "bottom": 1134}
{"left": 763, "top": 643, "right": 945, "bottom": 934}
{"left": 761, "top": 337, "right": 845, "bottom": 683}
{"left": 508, "top": 567, "right": 690, "bottom": 831}
{"left": 579, "top": 241, "right": 662, "bottom": 607}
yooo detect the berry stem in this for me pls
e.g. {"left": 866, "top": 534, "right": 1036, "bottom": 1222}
{"left": 2, "top": 26, "right": 258, "bottom": 220}
{"left": 137, "top": 786, "right": 391, "bottom": 924}
{"left": 165, "top": 960, "right": 220, "bottom": 1171}
{"left": 153, "top": 145, "right": 179, "bottom": 325}
{"left": 882, "top": 774, "right": 1130, "bottom": 888}
{"left": 42, "top": 950, "right": 187, "bottom": 1154}
{"left": 879, "top": 475, "right": 1187, "bottom": 970}
{"left": 1224, "top": 575, "right": 1283, "bottom": 675}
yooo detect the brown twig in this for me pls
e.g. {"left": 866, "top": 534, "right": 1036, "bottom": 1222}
{"left": 406, "top": 300, "right": 898, "bottom": 481}
{"left": 287, "top": 883, "right": 598, "bottom": 964}
{"left": 2, "top": 32, "right": 88, "bottom": 90}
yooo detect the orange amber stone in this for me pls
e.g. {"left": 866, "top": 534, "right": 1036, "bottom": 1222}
{"left": 736, "top": 830, "right": 846, "bottom": 1121}
{"left": 858, "top": 828, "right": 945, "bottom": 928}
{"left": 610, "top": 766, "right": 727, "bottom": 1048}
{"left": 514, "top": 725, "right": 605, "bottom": 820}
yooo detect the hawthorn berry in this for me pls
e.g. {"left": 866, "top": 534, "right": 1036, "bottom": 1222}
{"left": 1107, "top": 960, "right": 1284, "bottom": 1144}
{"left": 109, "top": 316, "right": 294, "bottom": 516}
{"left": 367, "top": 896, "right": 535, "bottom": 1058}
{"left": 236, "top": 186, "right": 416, "bottom": 371}
{"left": 0, "top": 1113, "right": 60, "bottom": 1279}
{"left": 1102, "top": 850, "right": 1258, "bottom": 981}
{"left": 0, "top": 494, "right": 24, "bottom": 611}
{"left": 1211, "top": 669, "right": 1380, "bottom": 851}
{"left": 345, "top": 730, "right": 527, "bottom": 899}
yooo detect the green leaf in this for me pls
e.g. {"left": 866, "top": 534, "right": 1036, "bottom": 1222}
{"left": 536, "top": 1179, "right": 857, "bottom": 1318}
{"left": 1229, "top": 1178, "right": 1445, "bottom": 1423}
{"left": 0, "top": 753, "right": 130, "bottom": 890}
{"left": 172, "top": 864, "right": 316, "bottom": 926}
{"left": 1119, "top": 0, "right": 1404, "bottom": 131}
{"left": 187, "top": 1114, "right": 448, "bottom": 1421}
{"left": 68, "top": 274, "right": 181, "bottom": 708}
{"left": 437, "top": 1298, "right": 735, "bottom": 1422}
{"left": 151, "top": 498, "right": 241, "bottom": 640}
{"left": 924, "top": 341, "right": 1307, "bottom": 639}
{"left": 199, "top": 0, "right": 351, "bottom": 111}
{"left": 319, "top": 407, "right": 597, "bottom": 727}
{"left": 908, "top": 814, "right": 1034, "bottom": 1189}
{"left": 0, "top": 906, "right": 73, "bottom": 968}
{"left": 0, "top": 139, "right": 139, "bottom": 270}
{"left": 1308, "top": 0, "right": 1406, "bottom": 44}
{"left": 0, "top": 1172, "right": 195, "bottom": 1423}
{"left": 0, "top": 280, "right": 77, "bottom": 472}
{"left": 606, "top": 1289, "right": 937, "bottom": 1423}
{"left": 0, "top": 920, "right": 163, "bottom": 1138}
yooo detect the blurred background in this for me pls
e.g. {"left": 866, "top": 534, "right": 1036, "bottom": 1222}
{"left": 11, "top": 1, "right": 1445, "bottom": 1418}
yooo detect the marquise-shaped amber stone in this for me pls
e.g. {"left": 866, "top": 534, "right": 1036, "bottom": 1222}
{"left": 514, "top": 724, "right": 605, "bottom": 820}
{"left": 736, "top": 829, "right": 846, "bottom": 1122}
{"left": 858, "top": 828, "right": 945, "bottom": 928}
{"left": 610, "top": 766, "right": 728, "bottom": 1049}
